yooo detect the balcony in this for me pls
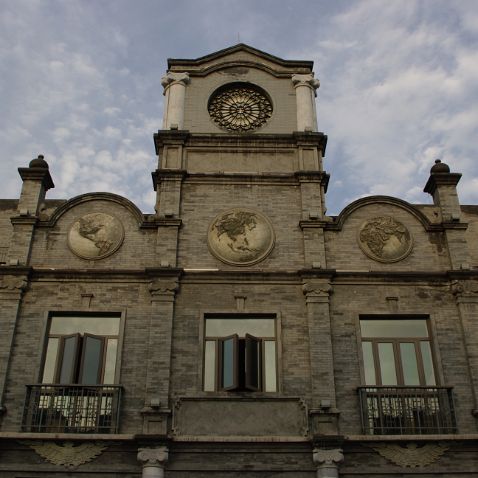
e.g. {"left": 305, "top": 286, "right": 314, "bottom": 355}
{"left": 22, "top": 384, "right": 122, "bottom": 433}
{"left": 358, "top": 386, "right": 456, "bottom": 435}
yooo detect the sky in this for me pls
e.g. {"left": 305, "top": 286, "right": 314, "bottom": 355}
{"left": 1, "top": 0, "right": 477, "bottom": 214}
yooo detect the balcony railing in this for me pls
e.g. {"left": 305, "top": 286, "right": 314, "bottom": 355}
{"left": 358, "top": 386, "right": 456, "bottom": 435}
{"left": 22, "top": 384, "right": 122, "bottom": 433}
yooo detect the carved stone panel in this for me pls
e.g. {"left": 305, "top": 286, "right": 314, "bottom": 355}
{"left": 173, "top": 397, "right": 308, "bottom": 437}
{"left": 358, "top": 216, "right": 413, "bottom": 263}
{"left": 68, "top": 213, "right": 124, "bottom": 260}
{"left": 208, "top": 208, "right": 275, "bottom": 266}
{"left": 371, "top": 442, "right": 448, "bottom": 468}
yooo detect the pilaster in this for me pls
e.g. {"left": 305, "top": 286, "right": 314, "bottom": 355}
{"left": 0, "top": 272, "right": 29, "bottom": 418}
{"left": 137, "top": 446, "right": 168, "bottom": 478}
{"left": 451, "top": 278, "right": 478, "bottom": 426}
{"left": 161, "top": 71, "right": 190, "bottom": 130}
{"left": 7, "top": 156, "right": 54, "bottom": 265}
{"left": 424, "top": 160, "right": 469, "bottom": 269}
{"left": 303, "top": 277, "right": 339, "bottom": 435}
{"left": 142, "top": 273, "right": 180, "bottom": 434}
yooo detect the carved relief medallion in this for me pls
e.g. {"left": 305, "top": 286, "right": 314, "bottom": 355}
{"left": 208, "top": 208, "right": 275, "bottom": 266}
{"left": 68, "top": 213, "right": 124, "bottom": 260}
{"left": 208, "top": 83, "right": 272, "bottom": 132}
{"left": 358, "top": 216, "right": 413, "bottom": 263}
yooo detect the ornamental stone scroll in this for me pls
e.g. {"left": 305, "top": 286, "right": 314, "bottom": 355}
{"left": 313, "top": 448, "right": 344, "bottom": 478}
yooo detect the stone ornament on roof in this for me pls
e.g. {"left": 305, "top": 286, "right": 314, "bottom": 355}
{"left": 68, "top": 213, "right": 124, "bottom": 260}
{"left": 208, "top": 208, "right": 275, "bottom": 266}
{"left": 208, "top": 83, "right": 273, "bottom": 132}
{"left": 358, "top": 216, "right": 413, "bottom": 263}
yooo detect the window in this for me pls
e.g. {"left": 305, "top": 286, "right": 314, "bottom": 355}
{"left": 203, "top": 315, "right": 277, "bottom": 392}
{"left": 360, "top": 318, "right": 436, "bottom": 386}
{"left": 42, "top": 314, "right": 120, "bottom": 385}
{"left": 23, "top": 314, "right": 122, "bottom": 433}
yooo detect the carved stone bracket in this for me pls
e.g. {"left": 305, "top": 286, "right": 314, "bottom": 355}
{"left": 137, "top": 446, "right": 169, "bottom": 468}
{"left": 371, "top": 442, "right": 448, "bottom": 468}
{"left": 22, "top": 441, "right": 107, "bottom": 468}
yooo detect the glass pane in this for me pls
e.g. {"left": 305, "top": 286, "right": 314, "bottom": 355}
{"left": 204, "top": 341, "right": 216, "bottom": 391}
{"left": 80, "top": 336, "right": 103, "bottom": 385}
{"left": 42, "top": 338, "right": 59, "bottom": 383}
{"left": 400, "top": 343, "right": 420, "bottom": 385}
{"left": 378, "top": 343, "right": 397, "bottom": 385}
{"left": 361, "top": 319, "right": 428, "bottom": 338}
{"left": 50, "top": 315, "right": 120, "bottom": 335}
{"left": 361, "top": 341, "right": 376, "bottom": 385}
{"left": 264, "top": 341, "right": 277, "bottom": 392}
{"left": 59, "top": 335, "right": 79, "bottom": 383}
{"left": 103, "top": 339, "right": 117, "bottom": 384}
{"left": 222, "top": 337, "right": 236, "bottom": 389}
{"left": 420, "top": 341, "right": 436, "bottom": 385}
{"left": 245, "top": 334, "right": 260, "bottom": 391}
{"left": 206, "top": 317, "right": 275, "bottom": 338}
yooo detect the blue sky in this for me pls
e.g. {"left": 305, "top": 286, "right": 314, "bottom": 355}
{"left": 1, "top": 0, "right": 477, "bottom": 214}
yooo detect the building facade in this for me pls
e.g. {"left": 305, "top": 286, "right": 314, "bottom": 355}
{"left": 1, "top": 44, "right": 478, "bottom": 477}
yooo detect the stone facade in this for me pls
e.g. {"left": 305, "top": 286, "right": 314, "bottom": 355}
{"left": 0, "top": 44, "right": 478, "bottom": 477}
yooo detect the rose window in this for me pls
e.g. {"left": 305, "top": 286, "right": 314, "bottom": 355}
{"left": 208, "top": 84, "right": 272, "bottom": 132}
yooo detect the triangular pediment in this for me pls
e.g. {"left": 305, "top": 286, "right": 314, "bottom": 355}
{"left": 167, "top": 43, "right": 313, "bottom": 77}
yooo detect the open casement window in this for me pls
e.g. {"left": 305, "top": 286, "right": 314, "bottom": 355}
{"left": 218, "top": 333, "right": 262, "bottom": 391}
{"left": 42, "top": 315, "right": 120, "bottom": 385}
{"left": 360, "top": 318, "right": 437, "bottom": 386}
{"left": 204, "top": 315, "right": 277, "bottom": 392}
{"left": 56, "top": 334, "right": 106, "bottom": 385}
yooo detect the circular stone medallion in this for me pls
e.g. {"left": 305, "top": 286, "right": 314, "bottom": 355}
{"left": 358, "top": 216, "right": 413, "bottom": 263}
{"left": 68, "top": 213, "right": 124, "bottom": 260}
{"left": 208, "top": 208, "right": 275, "bottom": 266}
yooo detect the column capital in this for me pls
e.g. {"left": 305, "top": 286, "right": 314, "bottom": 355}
{"left": 161, "top": 72, "right": 190, "bottom": 92}
{"left": 149, "top": 278, "right": 179, "bottom": 298}
{"left": 292, "top": 73, "right": 320, "bottom": 92}
{"left": 303, "top": 280, "right": 332, "bottom": 298}
{"left": 313, "top": 447, "right": 344, "bottom": 466}
{"left": 137, "top": 446, "right": 169, "bottom": 467}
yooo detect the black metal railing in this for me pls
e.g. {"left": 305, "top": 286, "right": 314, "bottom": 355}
{"left": 358, "top": 386, "right": 456, "bottom": 435}
{"left": 22, "top": 384, "right": 122, "bottom": 433}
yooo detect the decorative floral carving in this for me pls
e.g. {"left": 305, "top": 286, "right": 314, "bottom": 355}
{"left": 68, "top": 213, "right": 124, "bottom": 260}
{"left": 208, "top": 208, "right": 275, "bottom": 266}
{"left": 208, "top": 84, "right": 272, "bottom": 132}
{"left": 0, "top": 275, "right": 28, "bottom": 291}
{"left": 451, "top": 279, "right": 478, "bottom": 297}
{"left": 22, "top": 441, "right": 106, "bottom": 468}
{"left": 372, "top": 443, "right": 448, "bottom": 468}
{"left": 358, "top": 216, "right": 413, "bottom": 263}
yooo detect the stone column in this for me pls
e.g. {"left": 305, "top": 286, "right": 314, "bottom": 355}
{"left": 0, "top": 274, "right": 28, "bottom": 414}
{"left": 292, "top": 74, "right": 320, "bottom": 132}
{"left": 313, "top": 448, "right": 344, "bottom": 478}
{"left": 161, "top": 72, "right": 190, "bottom": 130}
{"left": 137, "top": 447, "right": 168, "bottom": 478}
{"left": 142, "top": 277, "right": 179, "bottom": 433}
